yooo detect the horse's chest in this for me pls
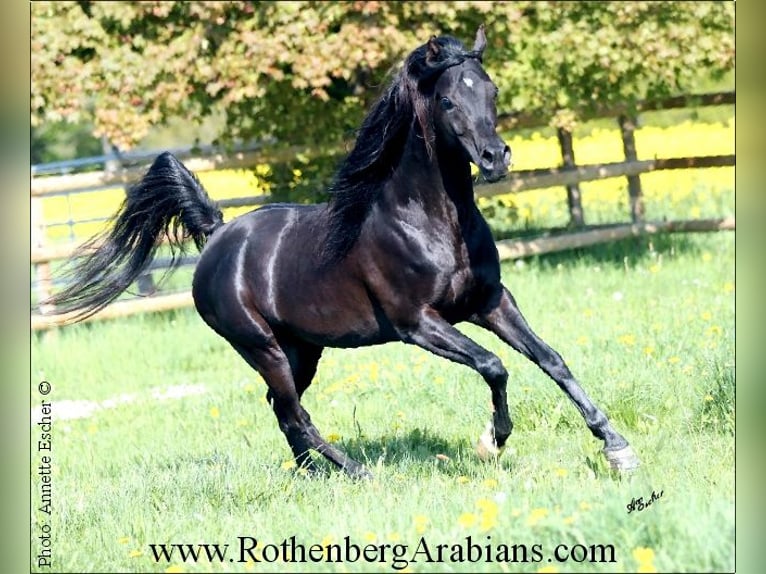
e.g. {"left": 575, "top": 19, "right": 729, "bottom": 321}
{"left": 435, "top": 236, "right": 498, "bottom": 312}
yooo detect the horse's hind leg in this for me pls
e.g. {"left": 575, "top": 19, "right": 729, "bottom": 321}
{"left": 229, "top": 337, "right": 372, "bottom": 479}
{"left": 265, "top": 339, "right": 323, "bottom": 469}
{"left": 472, "top": 287, "right": 639, "bottom": 472}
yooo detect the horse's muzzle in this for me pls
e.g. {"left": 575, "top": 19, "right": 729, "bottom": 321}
{"left": 479, "top": 142, "right": 511, "bottom": 183}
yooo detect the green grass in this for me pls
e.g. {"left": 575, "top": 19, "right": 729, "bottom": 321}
{"left": 30, "top": 233, "right": 734, "bottom": 573}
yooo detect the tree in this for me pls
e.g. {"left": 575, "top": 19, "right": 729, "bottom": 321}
{"left": 31, "top": 1, "right": 734, "bottom": 151}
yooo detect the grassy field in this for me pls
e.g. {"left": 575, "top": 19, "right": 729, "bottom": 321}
{"left": 31, "top": 229, "right": 734, "bottom": 573}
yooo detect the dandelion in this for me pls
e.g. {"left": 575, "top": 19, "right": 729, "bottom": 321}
{"left": 701, "top": 311, "right": 712, "bottom": 321}
{"left": 617, "top": 334, "right": 636, "bottom": 346}
{"left": 554, "top": 467, "right": 568, "bottom": 477}
{"left": 413, "top": 514, "right": 429, "bottom": 534}
{"left": 243, "top": 383, "right": 257, "bottom": 393}
{"left": 537, "top": 566, "right": 559, "bottom": 573}
{"left": 363, "top": 531, "right": 377, "bottom": 542}
{"left": 458, "top": 512, "right": 478, "bottom": 528}
{"left": 165, "top": 566, "right": 184, "bottom": 573}
{"left": 668, "top": 356, "right": 681, "bottom": 364}
{"left": 281, "top": 459, "right": 297, "bottom": 470}
{"left": 643, "top": 346, "right": 655, "bottom": 356}
{"left": 562, "top": 515, "right": 576, "bottom": 525}
{"left": 117, "top": 536, "right": 131, "bottom": 544}
{"left": 87, "top": 424, "right": 97, "bottom": 435}
{"left": 576, "top": 335, "right": 589, "bottom": 345}
{"left": 387, "top": 532, "right": 401, "bottom": 542}
{"left": 209, "top": 406, "right": 220, "bottom": 419}
{"left": 456, "top": 476, "right": 470, "bottom": 484}
{"left": 579, "top": 501, "right": 591, "bottom": 511}
{"left": 482, "top": 478, "right": 498, "bottom": 488}
{"left": 128, "top": 549, "right": 143, "bottom": 558}
{"left": 701, "top": 251, "right": 712, "bottom": 262}
{"left": 583, "top": 308, "right": 593, "bottom": 318}
{"left": 236, "top": 418, "right": 249, "bottom": 427}
{"left": 526, "top": 507, "right": 549, "bottom": 526}
{"left": 648, "top": 264, "right": 660, "bottom": 274}
{"left": 327, "top": 432, "right": 341, "bottom": 443}
{"left": 723, "top": 282, "right": 735, "bottom": 293}
{"left": 477, "top": 498, "right": 499, "bottom": 531}
{"left": 707, "top": 325, "right": 723, "bottom": 337}
{"left": 633, "top": 547, "right": 657, "bottom": 572}
{"left": 704, "top": 394, "right": 714, "bottom": 402}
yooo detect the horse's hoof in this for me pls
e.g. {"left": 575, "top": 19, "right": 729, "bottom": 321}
{"left": 603, "top": 445, "right": 640, "bottom": 472}
{"left": 475, "top": 422, "right": 505, "bottom": 462}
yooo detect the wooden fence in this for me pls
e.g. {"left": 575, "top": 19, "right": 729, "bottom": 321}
{"left": 31, "top": 91, "right": 735, "bottom": 330}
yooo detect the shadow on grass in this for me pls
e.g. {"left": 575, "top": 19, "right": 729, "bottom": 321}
{"left": 337, "top": 427, "right": 515, "bottom": 476}
{"left": 496, "top": 228, "right": 713, "bottom": 270}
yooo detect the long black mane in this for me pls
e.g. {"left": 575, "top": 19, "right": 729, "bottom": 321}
{"left": 323, "top": 34, "right": 483, "bottom": 263}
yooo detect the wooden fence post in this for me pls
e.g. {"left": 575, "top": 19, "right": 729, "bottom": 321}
{"left": 618, "top": 115, "right": 645, "bottom": 222}
{"left": 556, "top": 127, "right": 584, "bottom": 227}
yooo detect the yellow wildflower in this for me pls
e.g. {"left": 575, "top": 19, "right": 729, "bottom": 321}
{"left": 526, "top": 507, "right": 549, "bottom": 526}
{"left": 413, "top": 514, "right": 428, "bottom": 534}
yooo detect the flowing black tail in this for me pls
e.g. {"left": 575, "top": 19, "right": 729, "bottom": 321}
{"left": 45, "top": 152, "right": 223, "bottom": 321}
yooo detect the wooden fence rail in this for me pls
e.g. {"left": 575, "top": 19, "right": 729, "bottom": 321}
{"left": 31, "top": 91, "right": 735, "bottom": 330}
{"left": 29, "top": 153, "right": 735, "bottom": 267}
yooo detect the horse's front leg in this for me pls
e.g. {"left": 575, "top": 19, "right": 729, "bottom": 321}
{"left": 405, "top": 308, "right": 513, "bottom": 459}
{"left": 470, "top": 287, "right": 640, "bottom": 472}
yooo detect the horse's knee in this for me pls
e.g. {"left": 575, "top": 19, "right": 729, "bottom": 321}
{"left": 479, "top": 354, "right": 507, "bottom": 386}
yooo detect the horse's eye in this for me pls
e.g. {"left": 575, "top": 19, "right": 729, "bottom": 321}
{"left": 440, "top": 97, "right": 453, "bottom": 110}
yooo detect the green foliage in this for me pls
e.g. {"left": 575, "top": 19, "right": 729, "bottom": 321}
{"left": 31, "top": 1, "right": 734, "bottom": 150}
{"left": 31, "top": 122, "right": 103, "bottom": 165}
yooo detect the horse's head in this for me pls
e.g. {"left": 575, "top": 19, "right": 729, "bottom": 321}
{"left": 426, "top": 27, "right": 511, "bottom": 183}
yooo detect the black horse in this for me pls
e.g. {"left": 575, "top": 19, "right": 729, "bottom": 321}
{"left": 48, "top": 27, "right": 638, "bottom": 478}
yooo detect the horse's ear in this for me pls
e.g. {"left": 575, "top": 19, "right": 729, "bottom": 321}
{"left": 427, "top": 36, "right": 441, "bottom": 61}
{"left": 473, "top": 24, "right": 487, "bottom": 57}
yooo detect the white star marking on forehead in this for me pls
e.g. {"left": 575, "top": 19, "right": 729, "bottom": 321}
{"left": 463, "top": 77, "right": 474, "bottom": 89}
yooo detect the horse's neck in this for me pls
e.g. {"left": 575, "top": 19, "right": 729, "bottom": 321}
{"left": 391, "top": 130, "right": 476, "bottom": 221}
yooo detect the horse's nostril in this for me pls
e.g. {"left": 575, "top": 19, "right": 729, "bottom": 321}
{"left": 481, "top": 150, "right": 494, "bottom": 163}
